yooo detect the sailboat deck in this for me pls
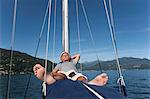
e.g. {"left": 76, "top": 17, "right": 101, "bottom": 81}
{"left": 46, "top": 79, "right": 126, "bottom": 99}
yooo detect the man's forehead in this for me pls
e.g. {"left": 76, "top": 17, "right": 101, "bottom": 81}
{"left": 60, "top": 52, "right": 70, "bottom": 58}
{"left": 62, "top": 53, "right": 69, "bottom": 55}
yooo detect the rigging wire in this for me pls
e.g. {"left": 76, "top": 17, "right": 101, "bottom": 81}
{"left": 75, "top": 0, "right": 83, "bottom": 73}
{"left": 35, "top": 5, "right": 49, "bottom": 58}
{"left": 76, "top": 0, "right": 81, "bottom": 52}
{"left": 23, "top": 1, "right": 49, "bottom": 98}
{"left": 103, "top": 0, "right": 127, "bottom": 96}
{"left": 25, "top": 0, "right": 52, "bottom": 98}
{"left": 80, "top": 0, "right": 103, "bottom": 73}
{"left": 52, "top": 0, "right": 57, "bottom": 70}
{"left": 43, "top": 0, "right": 52, "bottom": 97}
{"left": 6, "top": 0, "right": 18, "bottom": 99}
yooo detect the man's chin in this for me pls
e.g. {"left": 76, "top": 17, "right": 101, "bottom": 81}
{"left": 64, "top": 58, "right": 70, "bottom": 61}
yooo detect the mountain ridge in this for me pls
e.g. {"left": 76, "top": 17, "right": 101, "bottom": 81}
{"left": 0, "top": 48, "right": 150, "bottom": 74}
{"left": 81, "top": 57, "right": 150, "bottom": 70}
{"left": 0, "top": 48, "right": 53, "bottom": 74}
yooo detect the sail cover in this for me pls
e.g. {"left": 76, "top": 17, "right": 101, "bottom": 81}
{"left": 46, "top": 79, "right": 126, "bottom": 99}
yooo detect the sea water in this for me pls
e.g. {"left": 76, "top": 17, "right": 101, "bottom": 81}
{"left": 0, "top": 69, "right": 150, "bottom": 99}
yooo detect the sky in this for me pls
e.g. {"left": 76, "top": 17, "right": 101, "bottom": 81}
{"left": 0, "top": 0, "right": 150, "bottom": 63}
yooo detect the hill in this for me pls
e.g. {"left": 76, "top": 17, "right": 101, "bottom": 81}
{"left": 0, "top": 48, "right": 53, "bottom": 74}
{"left": 82, "top": 57, "right": 150, "bottom": 70}
{"left": 0, "top": 48, "right": 150, "bottom": 74}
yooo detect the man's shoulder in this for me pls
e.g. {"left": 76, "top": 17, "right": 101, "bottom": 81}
{"left": 55, "top": 63, "right": 62, "bottom": 67}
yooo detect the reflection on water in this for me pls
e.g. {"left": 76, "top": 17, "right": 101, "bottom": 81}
{"left": 0, "top": 69, "right": 150, "bottom": 99}
{"left": 0, "top": 74, "right": 42, "bottom": 99}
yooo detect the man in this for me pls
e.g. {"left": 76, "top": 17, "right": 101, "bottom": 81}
{"left": 33, "top": 52, "right": 108, "bottom": 86}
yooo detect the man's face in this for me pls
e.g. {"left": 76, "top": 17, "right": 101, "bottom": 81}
{"left": 61, "top": 53, "right": 70, "bottom": 61}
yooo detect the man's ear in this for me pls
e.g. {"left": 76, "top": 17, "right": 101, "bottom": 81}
{"left": 60, "top": 57, "right": 62, "bottom": 61}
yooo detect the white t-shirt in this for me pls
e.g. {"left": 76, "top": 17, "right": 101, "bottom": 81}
{"left": 54, "top": 60, "right": 78, "bottom": 72}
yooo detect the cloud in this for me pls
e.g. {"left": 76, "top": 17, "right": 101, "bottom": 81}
{"left": 38, "top": 46, "right": 150, "bottom": 63}
{"left": 79, "top": 48, "right": 150, "bottom": 62}
{"left": 75, "top": 47, "right": 114, "bottom": 62}
{"left": 80, "top": 47, "right": 112, "bottom": 54}
{"left": 70, "top": 38, "right": 88, "bottom": 43}
{"left": 145, "top": 28, "right": 150, "bottom": 32}
{"left": 117, "top": 28, "right": 150, "bottom": 34}
{"left": 119, "top": 49, "right": 150, "bottom": 58}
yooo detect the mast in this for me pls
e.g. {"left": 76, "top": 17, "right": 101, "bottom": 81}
{"left": 62, "top": 0, "right": 69, "bottom": 53}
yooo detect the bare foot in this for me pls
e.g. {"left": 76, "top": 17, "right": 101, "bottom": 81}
{"left": 88, "top": 73, "right": 108, "bottom": 86}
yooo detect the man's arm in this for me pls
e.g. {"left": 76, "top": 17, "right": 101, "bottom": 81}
{"left": 51, "top": 64, "right": 67, "bottom": 80}
{"left": 71, "top": 54, "right": 80, "bottom": 64}
{"left": 51, "top": 64, "right": 61, "bottom": 72}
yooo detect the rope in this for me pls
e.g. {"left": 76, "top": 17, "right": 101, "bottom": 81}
{"left": 82, "top": 83, "right": 104, "bottom": 99}
{"left": 6, "top": 0, "right": 18, "bottom": 99}
{"left": 80, "top": 0, "right": 95, "bottom": 48}
{"left": 103, "top": 0, "right": 122, "bottom": 79}
{"left": 80, "top": 0, "right": 103, "bottom": 73}
{"left": 43, "top": 0, "right": 52, "bottom": 96}
{"left": 108, "top": 0, "right": 126, "bottom": 96}
{"left": 52, "top": 0, "right": 57, "bottom": 70}
{"left": 75, "top": 0, "right": 83, "bottom": 73}
{"left": 23, "top": 1, "right": 49, "bottom": 98}
{"left": 103, "top": 0, "right": 127, "bottom": 96}
{"left": 76, "top": 0, "right": 81, "bottom": 52}
{"left": 35, "top": 4, "right": 49, "bottom": 57}
{"left": 108, "top": 0, "right": 121, "bottom": 74}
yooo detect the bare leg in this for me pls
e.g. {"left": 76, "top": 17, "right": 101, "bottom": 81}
{"left": 88, "top": 73, "right": 108, "bottom": 86}
{"left": 33, "top": 64, "right": 56, "bottom": 85}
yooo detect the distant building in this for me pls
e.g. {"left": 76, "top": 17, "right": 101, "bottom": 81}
{"left": 0, "top": 67, "right": 5, "bottom": 75}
